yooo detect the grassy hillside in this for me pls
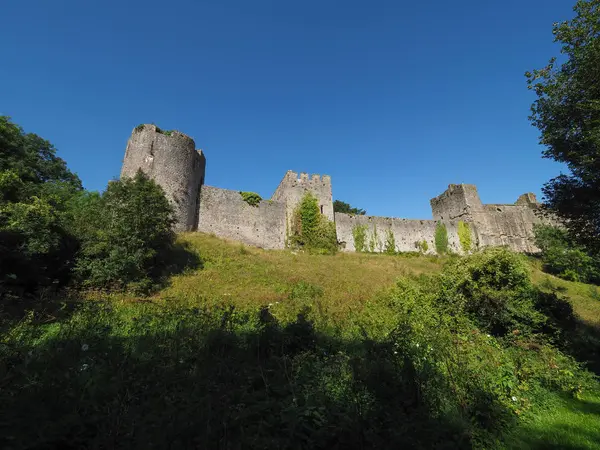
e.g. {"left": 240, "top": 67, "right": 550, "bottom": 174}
{"left": 2, "top": 233, "right": 600, "bottom": 449}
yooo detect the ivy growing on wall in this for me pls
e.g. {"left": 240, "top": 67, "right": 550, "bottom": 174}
{"left": 458, "top": 221, "right": 472, "bottom": 253}
{"left": 289, "top": 193, "right": 338, "bottom": 254}
{"left": 415, "top": 240, "right": 429, "bottom": 253}
{"left": 384, "top": 229, "right": 396, "bottom": 254}
{"left": 240, "top": 192, "right": 262, "bottom": 207}
{"left": 435, "top": 222, "right": 449, "bottom": 255}
{"left": 352, "top": 224, "right": 368, "bottom": 252}
{"left": 368, "top": 223, "right": 379, "bottom": 253}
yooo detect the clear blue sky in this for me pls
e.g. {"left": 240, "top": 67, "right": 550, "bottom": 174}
{"left": 1, "top": 0, "right": 573, "bottom": 219}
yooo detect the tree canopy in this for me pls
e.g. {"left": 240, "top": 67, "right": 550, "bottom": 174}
{"left": 333, "top": 200, "right": 366, "bottom": 216}
{"left": 526, "top": 0, "right": 600, "bottom": 252}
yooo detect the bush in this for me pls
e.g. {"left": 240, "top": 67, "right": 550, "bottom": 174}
{"left": 239, "top": 191, "right": 262, "bottom": 207}
{"left": 73, "top": 170, "right": 175, "bottom": 291}
{"left": 435, "top": 222, "right": 449, "bottom": 255}
{"left": 533, "top": 224, "right": 600, "bottom": 284}
{"left": 289, "top": 193, "right": 338, "bottom": 254}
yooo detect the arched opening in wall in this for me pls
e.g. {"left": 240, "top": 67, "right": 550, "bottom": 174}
{"left": 320, "top": 205, "right": 324, "bottom": 214}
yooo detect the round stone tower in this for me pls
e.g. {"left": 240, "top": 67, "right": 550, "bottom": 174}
{"left": 120, "top": 124, "right": 206, "bottom": 232}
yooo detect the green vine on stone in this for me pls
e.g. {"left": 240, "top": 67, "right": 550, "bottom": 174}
{"left": 435, "top": 222, "right": 449, "bottom": 255}
{"left": 384, "top": 229, "right": 396, "bottom": 254}
{"left": 458, "top": 221, "right": 472, "bottom": 253}
{"left": 240, "top": 191, "right": 262, "bottom": 207}
{"left": 352, "top": 224, "right": 368, "bottom": 252}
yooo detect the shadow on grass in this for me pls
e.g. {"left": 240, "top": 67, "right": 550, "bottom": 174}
{"left": 0, "top": 304, "right": 479, "bottom": 450}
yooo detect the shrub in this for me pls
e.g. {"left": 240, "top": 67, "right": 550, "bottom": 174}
{"left": 533, "top": 224, "right": 600, "bottom": 284}
{"left": 352, "top": 224, "right": 368, "bottom": 252}
{"left": 239, "top": 191, "right": 262, "bottom": 207}
{"left": 384, "top": 229, "right": 396, "bottom": 254}
{"left": 438, "top": 248, "right": 576, "bottom": 339}
{"left": 415, "top": 240, "right": 429, "bottom": 253}
{"left": 73, "top": 170, "right": 175, "bottom": 291}
{"left": 435, "top": 222, "right": 449, "bottom": 255}
{"left": 289, "top": 193, "right": 338, "bottom": 254}
{"left": 458, "top": 221, "right": 472, "bottom": 253}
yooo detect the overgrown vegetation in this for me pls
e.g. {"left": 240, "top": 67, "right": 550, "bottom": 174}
{"left": 534, "top": 224, "right": 600, "bottom": 284}
{"left": 458, "top": 221, "right": 472, "bottom": 253}
{"left": 289, "top": 192, "right": 338, "bottom": 254}
{"left": 435, "top": 222, "right": 449, "bottom": 254}
{"left": 2, "top": 242, "right": 599, "bottom": 449}
{"left": 352, "top": 224, "right": 368, "bottom": 252}
{"left": 384, "top": 229, "right": 396, "bottom": 254}
{"left": 239, "top": 191, "right": 262, "bottom": 207}
{"left": 368, "top": 223, "right": 379, "bottom": 252}
{"left": 416, "top": 239, "right": 429, "bottom": 253}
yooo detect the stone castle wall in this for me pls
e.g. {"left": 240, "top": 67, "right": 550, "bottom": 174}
{"left": 335, "top": 213, "right": 464, "bottom": 254}
{"left": 196, "top": 186, "right": 286, "bottom": 249}
{"left": 431, "top": 184, "right": 549, "bottom": 253}
{"left": 119, "top": 125, "right": 553, "bottom": 254}
{"left": 121, "top": 124, "right": 205, "bottom": 232}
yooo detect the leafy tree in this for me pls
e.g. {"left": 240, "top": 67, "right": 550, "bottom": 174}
{"left": 0, "top": 116, "right": 81, "bottom": 190}
{"left": 74, "top": 170, "right": 175, "bottom": 291}
{"left": 533, "top": 224, "right": 600, "bottom": 283}
{"left": 333, "top": 200, "right": 366, "bottom": 215}
{"left": 0, "top": 118, "right": 82, "bottom": 299}
{"left": 526, "top": 0, "right": 600, "bottom": 253}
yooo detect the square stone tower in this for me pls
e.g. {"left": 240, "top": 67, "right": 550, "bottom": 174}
{"left": 271, "top": 170, "right": 334, "bottom": 227}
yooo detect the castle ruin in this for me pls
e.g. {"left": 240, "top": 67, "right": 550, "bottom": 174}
{"left": 121, "top": 125, "right": 550, "bottom": 254}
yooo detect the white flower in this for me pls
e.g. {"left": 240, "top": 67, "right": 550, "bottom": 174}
{"left": 81, "top": 344, "right": 89, "bottom": 352}
{"left": 393, "top": 351, "right": 398, "bottom": 355}
{"left": 415, "top": 343, "right": 419, "bottom": 348}
{"left": 487, "top": 334, "right": 491, "bottom": 338}
{"left": 512, "top": 396, "right": 518, "bottom": 402}
{"left": 80, "top": 364, "right": 89, "bottom": 371}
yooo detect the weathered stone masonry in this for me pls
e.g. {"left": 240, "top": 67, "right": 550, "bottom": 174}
{"left": 120, "top": 125, "right": 551, "bottom": 254}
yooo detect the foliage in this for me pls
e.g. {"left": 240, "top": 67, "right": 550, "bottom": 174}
{"left": 435, "top": 222, "right": 449, "bottom": 254}
{"left": 0, "top": 117, "right": 82, "bottom": 299}
{"left": 352, "top": 224, "right": 368, "bottom": 252}
{"left": 333, "top": 199, "right": 366, "bottom": 215}
{"left": 458, "top": 221, "right": 472, "bottom": 253}
{"left": 1, "top": 245, "right": 598, "bottom": 449}
{"left": 239, "top": 191, "right": 262, "bottom": 207}
{"left": 526, "top": 0, "right": 600, "bottom": 254}
{"left": 73, "top": 170, "right": 175, "bottom": 291}
{"left": 438, "top": 248, "right": 579, "bottom": 341}
{"left": 533, "top": 224, "right": 600, "bottom": 284}
{"left": 368, "top": 223, "right": 379, "bottom": 252}
{"left": 415, "top": 239, "right": 429, "bottom": 253}
{"left": 135, "top": 124, "right": 145, "bottom": 132}
{"left": 0, "top": 116, "right": 82, "bottom": 189}
{"left": 289, "top": 193, "right": 338, "bottom": 254}
{"left": 384, "top": 229, "right": 396, "bottom": 254}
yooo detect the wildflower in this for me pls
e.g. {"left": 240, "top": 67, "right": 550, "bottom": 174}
{"left": 393, "top": 351, "right": 398, "bottom": 355}
{"left": 80, "top": 364, "right": 89, "bottom": 371}
{"left": 415, "top": 343, "right": 419, "bottom": 348}
{"left": 512, "top": 396, "right": 518, "bottom": 402}
{"left": 81, "top": 344, "right": 89, "bottom": 352}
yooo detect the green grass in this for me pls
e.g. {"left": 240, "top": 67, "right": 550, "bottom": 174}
{"left": 2, "top": 233, "right": 600, "bottom": 449}
{"left": 500, "top": 392, "right": 600, "bottom": 449}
